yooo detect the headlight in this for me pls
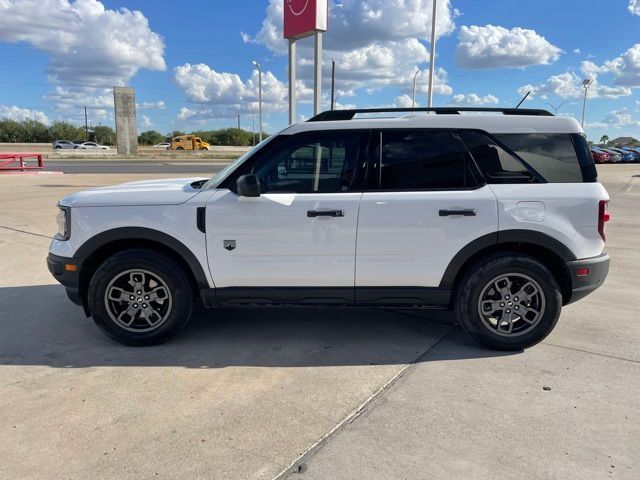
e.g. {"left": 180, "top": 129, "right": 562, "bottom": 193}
{"left": 56, "top": 205, "right": 70, "bottom": 240}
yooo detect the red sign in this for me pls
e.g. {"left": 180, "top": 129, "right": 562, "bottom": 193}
{"left": 283, "top": 0, "right": 327, "bottom": 40}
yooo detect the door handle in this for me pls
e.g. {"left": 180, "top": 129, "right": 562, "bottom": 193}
{"left": 439, "top": 209, "right": 477, "bottom": 217}
{"left": 307, "top": 209, "right": 345, "bottom": 218}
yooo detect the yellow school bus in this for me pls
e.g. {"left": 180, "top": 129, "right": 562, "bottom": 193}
{"left": 169, "top": 135, "right": 210, "bottom": 150}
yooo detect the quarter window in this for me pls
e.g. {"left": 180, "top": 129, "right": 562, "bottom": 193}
{"left": 459, "top": 131, "right": 537, "bottom": 184}
{"left": 377, "top": 130, "right": 479, "bottom": 190}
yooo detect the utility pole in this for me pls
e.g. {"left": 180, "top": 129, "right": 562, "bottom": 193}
{"left": 237, "top": 114, "right": 240, "bottom": 130}
{"left": 330, "top": 59, "right": 336, "bottom": 110}
{"left": 84, "top": 106, "right": 88, "bottom": 140}
{"left": 427, "top": 0, "right": 438, "bottom": 108}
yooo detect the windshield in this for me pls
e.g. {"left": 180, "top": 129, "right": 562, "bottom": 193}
{"left": 202, "top": 133, "right": 281, "bottom": 189}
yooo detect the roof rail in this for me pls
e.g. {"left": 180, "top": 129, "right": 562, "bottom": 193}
{"left": 307, "top": 107, "right": 554, "bottom": 122}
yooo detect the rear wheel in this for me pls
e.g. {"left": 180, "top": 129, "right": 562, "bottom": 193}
{"left": 456, "top": 254, "right": 562, "bottom": 350}
{"left": 88, "top": 249, "right": 193, "bottom": 346}
{"left": 176, "top": 146, "right": 184, "bottom": 150}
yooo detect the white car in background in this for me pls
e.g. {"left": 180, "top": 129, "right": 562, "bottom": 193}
{"left": 74, "top": 142, "right": 110, "bottom": 150}
{"left": 153, "top": 142, "right": 171, "bottom": 149}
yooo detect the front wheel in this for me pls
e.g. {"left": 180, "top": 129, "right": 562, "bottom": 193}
{"left": 456, "top": 254, "right": 562, "bottom": 350}
{"left": 88, "top": 249, "right": 194, "bottom": 346}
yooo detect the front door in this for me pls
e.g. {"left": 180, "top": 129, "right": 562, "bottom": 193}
{"left": 205, "top": 130, "right": 368, "bottom": 303}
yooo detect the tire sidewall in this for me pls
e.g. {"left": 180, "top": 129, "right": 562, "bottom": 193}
{"left": 457, "top": 254, "right": 562, "bottom": 350}
{"left": 88, "top": 250, "right": 193, "bottom": 346}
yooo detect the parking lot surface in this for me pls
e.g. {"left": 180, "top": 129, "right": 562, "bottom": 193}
{"left": 1, "top": 165, "right": 638, "bottom": 479}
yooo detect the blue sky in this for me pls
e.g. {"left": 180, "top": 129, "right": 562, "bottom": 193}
{"left": 1, "top": 0, "right": 639, "bottom": 141}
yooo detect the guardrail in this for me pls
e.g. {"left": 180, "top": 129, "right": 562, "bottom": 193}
{"left": 0, "top": 153, "right": 44, "bottom": 172}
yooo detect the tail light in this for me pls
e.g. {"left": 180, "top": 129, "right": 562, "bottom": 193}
{"left": 598, "top": 200, "right": 611, "bottom": 242}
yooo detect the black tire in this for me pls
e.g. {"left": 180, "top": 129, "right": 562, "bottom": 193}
{"left": 88, "top": 249, "right": 194, "bottom": 346}
{"left": 176, "top": 146, "right": 184, "bottom": 150}
{"left": 455, "top": 253, "right": 562, "bottom": 350}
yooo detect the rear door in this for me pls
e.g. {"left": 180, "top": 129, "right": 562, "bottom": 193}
{"left": 355, "top": 129, "right": 498, "bottom": 303}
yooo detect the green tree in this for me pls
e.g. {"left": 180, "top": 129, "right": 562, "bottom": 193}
{"left": 0, "top": 119, "right": 25, "bottom": 142}
{"left": 93, "top": 125, "right": 116, "bottom": 145}
{"left": 167, "top": 130, "right": 185, "bottom": 139}
{"left": 49, "top": 121, "right": 85, "bottom": 142}
{"left": 600, "top": 135, "right": 609, "bottom": 145}
{"left": 138, "top": 130, "right": 165, "bottom": 145}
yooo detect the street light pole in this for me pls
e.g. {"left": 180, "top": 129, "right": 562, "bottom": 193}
{"left": 581, "top": 78, "right": 593, "bottom": 128}
{"left": 427, "top": 0, "right": 438, "bottom": 108}
{"left": 412, "top": 69, "right": 421, "bottom": 109}
{"left": 252, "top": 60, "right": 263, "bottom": 142}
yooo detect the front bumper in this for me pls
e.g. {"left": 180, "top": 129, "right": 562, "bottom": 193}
{"left": 566, "top": 253, "right": 610, "bottom": 304}
{"left": 47, "top": 252, "right": 83, "bottom": 306}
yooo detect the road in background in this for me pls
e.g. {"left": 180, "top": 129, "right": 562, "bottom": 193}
{"left": 42, "top": 159, "right": 230, "bottom": 174}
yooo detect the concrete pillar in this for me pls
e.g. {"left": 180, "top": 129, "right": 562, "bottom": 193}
{"left": 113, "top": 86, "right": 138, "bottom": 155}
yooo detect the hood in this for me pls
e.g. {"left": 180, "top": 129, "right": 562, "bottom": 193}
{"left": 60, "top": 177, "right": 209, "bottom": 207}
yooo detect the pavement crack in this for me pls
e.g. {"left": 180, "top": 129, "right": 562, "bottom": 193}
{"left": 541, "top": 341, "right": 640, "bottom": 365}
{"left": 271, "top": 325, "right": 457, "bottom": 480}
{"left": 0, "top": 225, "right": 51, "bottom": 239}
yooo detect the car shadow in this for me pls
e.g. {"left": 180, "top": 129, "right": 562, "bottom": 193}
{"left": 0, "top": 284, "right": 519, "bottom": 369}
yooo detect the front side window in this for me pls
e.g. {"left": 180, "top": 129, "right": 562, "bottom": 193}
{"left": 228, "top": 131, "right": 365, "bottom": 194}
{"left": 375, "top": 130, "right": 479, "bottom": 190}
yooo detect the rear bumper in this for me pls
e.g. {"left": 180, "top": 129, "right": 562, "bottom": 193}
{"left": 47, "top": 252, "right": 83, "bottom": 306}
{"left": 565, "top": 253, "right": 610, "bottom": 305}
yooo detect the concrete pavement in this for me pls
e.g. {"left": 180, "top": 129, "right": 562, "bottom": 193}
{"left": 0, "top": 165, "right": 638, "bottom": 479}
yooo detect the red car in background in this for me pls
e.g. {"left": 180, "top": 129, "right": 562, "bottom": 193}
{"left": 590, "top": 148, "right": 611, "bottom": 163}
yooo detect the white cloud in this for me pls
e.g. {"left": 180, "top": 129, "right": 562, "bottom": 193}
{"left": 456, "top": 25, "right": 562, "bottom": 69}
{"left": 582, "top": 44, "right": 640, "bottom": 87}
{"left": 395, "top": 94, "right": 416, "bottom": 108}
{"left": 518, "top": 71, "right": 632, "bottom": 99}
{"left": 0, "top": 105, "right": 49, "bottom": 124}
{"left": 629, "top": 1, "right": 640, "bottom": 15}
{"left": 603, "top": 108, "right": 640, "bottom": 127}
{"left": 451, "top": 93, "right": 499, "bottom": 105}
{"left": 137, "top": 101, "right": 166, "bottom": 110}
{"left": 573, "top": 48, "right": 581, "bottom": 54}
{"left": 0, "top": 0, "right": 165, "bottom": 107}
{"left": 140, "top": 115, "right": 153, "bottom": 128}
{"left": 245, "top": 0, "right": 456, "bottom": 93}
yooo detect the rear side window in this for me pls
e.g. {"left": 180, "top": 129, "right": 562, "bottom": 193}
{"left": 494, "top": 133, "right": 587, "bottom": 183}
{"left": 376, "top": 130, "right": 479, "bottom": 190}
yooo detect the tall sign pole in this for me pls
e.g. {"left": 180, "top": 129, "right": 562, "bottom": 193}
{"left": 427, "top": 0, "right": 438, "bottom": 108}
{"left": 284, "top": 0, "right": 328, "bottom": 119}
{"left": 314, "top": 31, "right": 323, "bottom": 115}
{"left": 288, "top": 39, "right": 296, "bottom": 124}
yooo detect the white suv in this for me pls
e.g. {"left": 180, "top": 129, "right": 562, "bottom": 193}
{"left": 47, "top": 107, "right": 611, "bottom": 350}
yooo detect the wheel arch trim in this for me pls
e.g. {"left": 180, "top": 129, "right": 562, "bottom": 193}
{"left": 439, "top": 229, "right": 576, "bottom": 290}
{"left": 74, "top": 227, "right": 210, "bottom": 289}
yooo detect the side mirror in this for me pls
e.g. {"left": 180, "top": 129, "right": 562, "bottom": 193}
{"left": 236, "top": 174, "right": 261, "bottom": 197}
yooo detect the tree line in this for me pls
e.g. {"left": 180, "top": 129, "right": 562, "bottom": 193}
{"left": 0, "top": 118, "right": 267, "bottom": 146}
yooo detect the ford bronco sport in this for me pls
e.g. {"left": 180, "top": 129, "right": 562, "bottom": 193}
{"left": 47, "top": 107, "right": 610, "bottom": 350}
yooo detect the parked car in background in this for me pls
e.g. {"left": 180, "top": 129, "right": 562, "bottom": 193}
{"left": 52, "top": 140, "right": 76, "bottom": 149}
{"left": 601, "top": 148, "right": 622, "bottom": 163}
{"left": 153, "top": 142, "right": 170, "bottom": 149}
{"left": 620, "top": 147, "right": 640, "bottom": 162}
{"left": 74, "top": 142, "right": 110, "bottom": 150}
{"left": 590, "top": 148, "right": 610, "bottom": 163}
{"left": 608, "top": 147, "right": 635, "bottom": 163}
